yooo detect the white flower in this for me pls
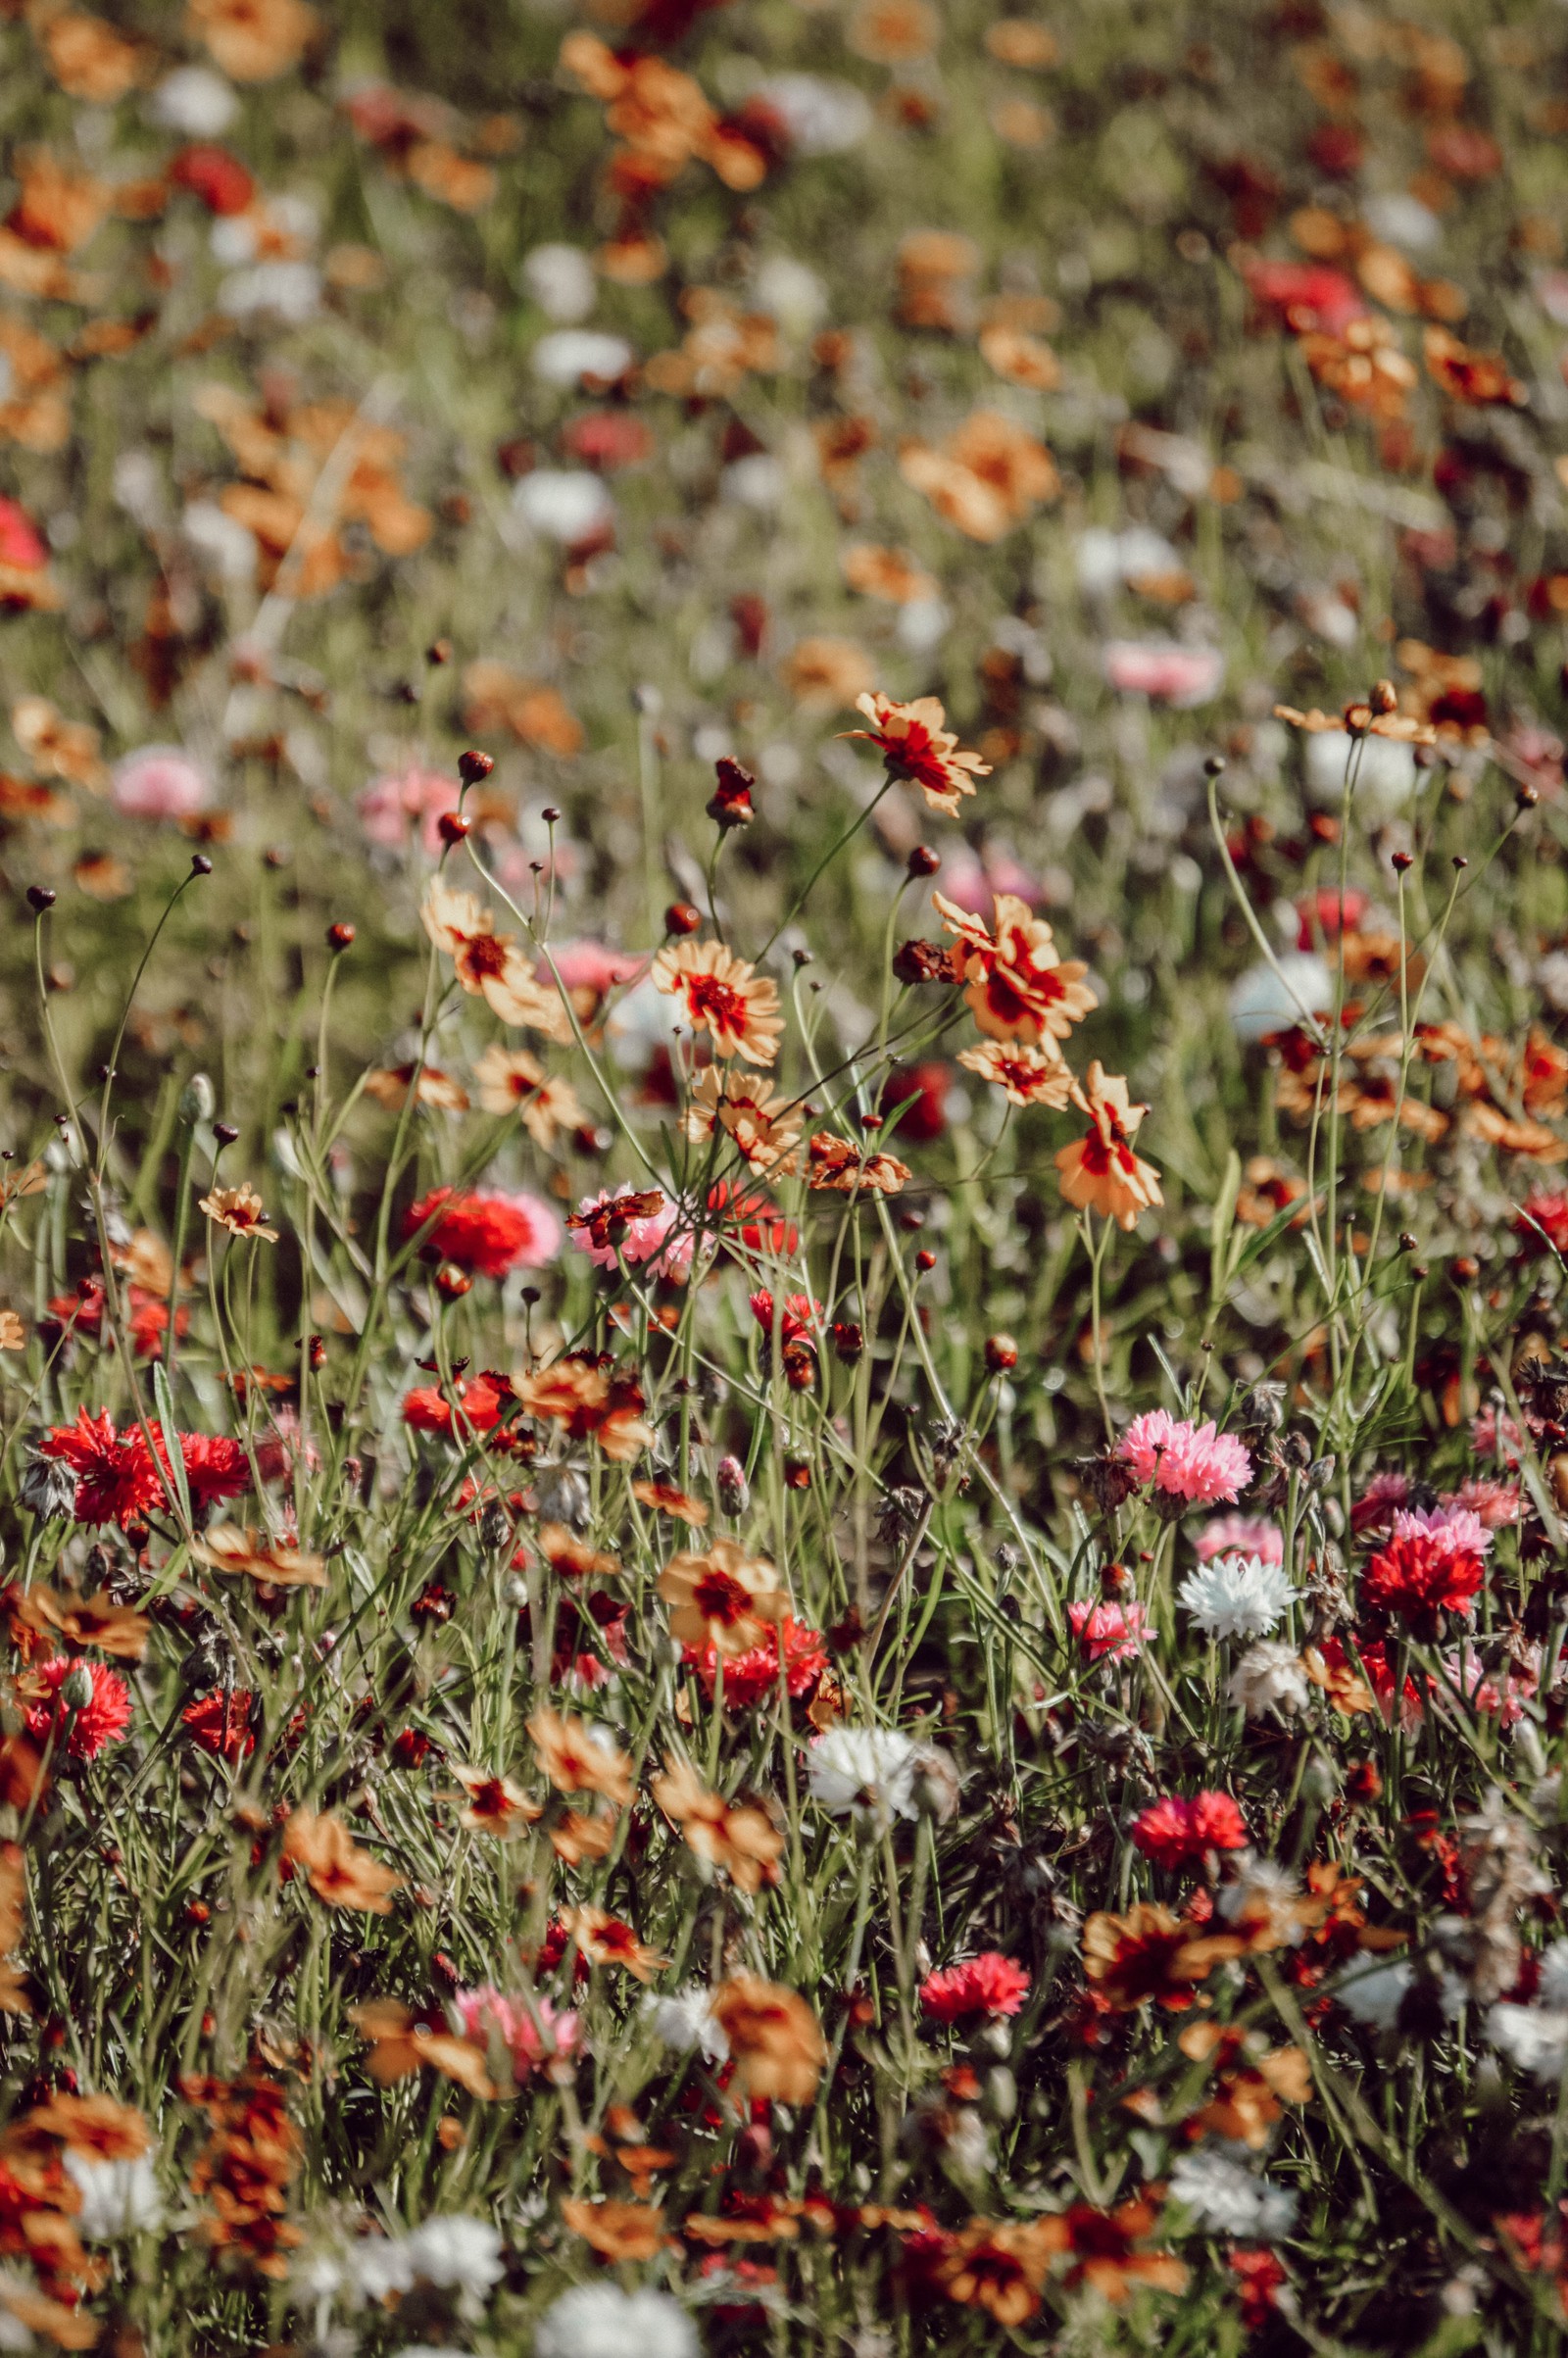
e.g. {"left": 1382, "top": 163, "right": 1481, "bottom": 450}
{"left": 513, "top": 470, "right": 613, "bottom": 544}
{"left": 398, "top": 2347, "right": 470, "bottom": 2358}
{"left": 1179, "top": 1553, "right": 1294, "bottom": 1643}
{"left": 1361, "top": 191, "right": 1442, "bottom": 252}
{"left": 406, "top": 2215, "right": 505, "bottom": 2296}
{"left": 752, "top": 254, "right": 827, "bottom": 336}
{"left": 1169, "top": 2148, "right": 1298, "bottom": 2239}
{"left": 1335, "top": 1958, "right": 1463, "bottom": 2032}
{"left": 1217, "top": 1854, "right": 1310, "bottom": 1946}
{"left": 1302, "top": 729, "right": 1421, "bottom": 821}
{"left": 63, "top": 2150, "right": 162, "bottom": 2240}
{"left": 1228, "top": 954, "right": 1333, "bottom": 1045}
{"left": 182, "top": 499, "right": 259, "bottom": 584}
{"left": 751, "top": 74, "right": 871, "bottom": 154}
{"left": 521, "top": 244, "right": 597, "bottom": 323}
{"left": 149, "top": 65, "right": 238, "bottom": 136}
{"left": 1539, "top": 1940, "right": 1568, "bottom": 2010}
{"left": 347, "top": 2237, "right": 418, "bottom": 2304}
{"left": 1488, "top": 2002, "right": 1568, "bottom": 2081}
{"left": 807, "top": 1728, "right": 918, "bottom": 1828}
{"left": 1229, "top": 1640, "right": 1309, "bottom": 1719}
{"left": 530, "top": 330, "right": 633, "bottom": 388}
{"left": 646, "top": 1986, "right": 729, "bottom": 2064}
{"left": 535, "top": 2283, "right": 697, "bottom": 2358}
{"left": 219, "top": 263, "right": 322, "bottom": 323}
{"left": 721, "top": 455, "right": 784, "bottom": 509}
{"left": 897, "top": 596, "right": 951, "bottom": 653}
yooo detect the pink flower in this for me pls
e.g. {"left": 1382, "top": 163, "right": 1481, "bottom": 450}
{"left": 456, "top": 1987, "right": 581, "bottom": 2080}
{"left": 1441, "top": 1648, "right": 1537, "bottom": 1727}
{"left": 1196, "top": 1513, "right": 1283, "bottom": 1565}
{"left": 112, "top": 745, "right": 210, "bottom": 820}
{"left": 569, "top": 1187, "right": 693, "bottom": 1278}
{"left": 932, "top": 847, "right": 1043, "bottom": 917}
{"left": 1118, "top": 1410, "right": 1251, "bottom": 1507}
{"left": 1470, "top": 1407, "right": 1526, "bottom": 1467}
{"left": 1392, "top": 1504, "right": 1492, "bottom": 1557}
{"left": 1067, "top": 1598, "right": 1150, "bottom": 1662}
{"left": 356, "top": 765, "right": 461, "bottom": 855}
{"left": 1350, "top": 1469, "right": 1409, "bottom": 1534}
{"left": 1445, "top": 1477, "right": 1520, "bottom": 1531}
{"left": 547, "top": 941, "right": 650, "bottom": 997}
{"left": 919, "top": 1952, "right": 1031, "bottom": 2024}
{"left": 1102, "top": 640, "right": 1224, "bottom": 708}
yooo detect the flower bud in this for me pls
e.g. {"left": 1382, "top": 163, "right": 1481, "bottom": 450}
{"left": 179, "top": 1073, "right": 215, "bottom": 1126}
{"left": 909, "top": 1744, "right": 961, "bottom": 1823}
{"left": 715, "top": 1455, "right": 750, "bottom": 1517}
{"left": 457, "top": 750, "right": 494, "bottom": 787}
{"left": 664, "top": 901, "right": 703, "bottom": 937}
{"left": 326, "top": 920, "right": 356, "bottom": 953}
{"left": 984, "top": 1334, "right": 1018, "bottom": 1373}
{"left": 832, "top": 1320, "right": 864, "bottom": 1362}
{"left": 61, "top": 1665, "right": 94, "bottom": 1713}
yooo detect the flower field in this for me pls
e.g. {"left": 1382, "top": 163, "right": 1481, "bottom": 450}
{"left": 3, "top": 0, "right": 1568, "bottom": 2350}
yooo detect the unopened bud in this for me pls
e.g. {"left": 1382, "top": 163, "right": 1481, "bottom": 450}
{"left": 178, "top": 1073, "right": 216, "bottom": 1126}
{"left": 61, "top": 1665, "right": 94, "bottom": 1713}
{"left": 984, "top": 1334, "right": 1018, "bottom": 1373}
{"left": 457, "top": 750, "right": 494, "bottom": 787}
{"left": 909, "top": 1744, "right": 961, "bottom": 1823}
{"left": 715, "top": 1455, "right": 750, "bottom": 1517}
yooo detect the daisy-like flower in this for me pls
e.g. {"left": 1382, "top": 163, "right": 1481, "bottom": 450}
{"left": 956, "top": 1038, "right": 1073, "bottom": 1107}
{"left": 646, "top": 1986, "right": 729, "bottom": 2063}
{"left": 568, "top": 1186, "right": 693, "bottom": 1278}
{"left": 1055, "top": 1063, "right": 1163, "bottom": 1231}
{"left": 682, "top": 1065, "right": 802, "bottom": 1173}
{"left": 200, "top": 1185, "right": 278, "bottom": 1243}
{"left": 649, "top": 1757, "right": 785, "bottom": 1893}
{"left": 472, "top": 1043, "right": 584, "bottom": 1148}
{"left": 421, "top": 879, "right": 571, "bottom": 1038}
{"left": 526, "top": 1706, "right": 634, "bottom": 1804}
{"left": 194, "top": 1525, "right": 326, "bottom": 1587}
{"left": 1119, "top": 1410, "right": 1252, "bottom": 1507}
{"left": 558, "top": 1904, "right": 669, "bottom": 1983}
{"left": 807, "top": 1726, "right": 918, "bottom": 1827}
{"left": 935, "top": 891, "right": 1096, "bottom": 1044}
{"left": 1067, "top": 1597, "right": 1151, "bottom": 1661}
{"left": 1228, "top": 1641, "right": 1310, "bottom": 1720}
{"left": 659, "top": 1539, "right": 788, "bottom": 1657}
{"left": 1179, "top": 1552, "right": 1294, "bottom": 1642}
{"left": 651, "top": 937, "right": 783, "bottom": 1065}
{"left": 710, "top": 1973, "right": 826, "bottom": 2104}
{"left": 806, "top": 1132, "right": 911, "bottom": 1195}
{"left": 842, "top": 690, "right": 991, "bottom": 814}
{"left": 918, "top": 1952, "right": 1030, "bottom": 2024}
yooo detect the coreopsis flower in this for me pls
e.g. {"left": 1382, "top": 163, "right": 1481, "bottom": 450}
{"left": 194, "top": 1526, "right": 325, "bottom": 1587}
{"left": 1180, "top": 1552, "right": 1294, "bottom": 1642}
{"left": 351, "top": 2001, "right": 495, "bottom": 2099}
{"left": 363, "top": 1061, "right": 469, "bottom": 1113}
{"left": 38, "top": 1407, "right": 165, "bottom": 1527}
{"left": 630, "top": 1479, "right": 708, "bottom": 1528}
{"left": 188, "top": 0, "right": 318, "bottom": 81}
{"left": 558, "top": 1904, "right": 668, "bottom": 1983}
{"left": 659, "top": 1539, "right": 788, "bottom": 1656}
{"left": 22, "top": 1658, "right": 131, "bottom": 1758}
{"left": 186, "top": 2068, "right": 301, "bottom": 2278}
{"left": 920, "top": 2219, "right": 1054, "bottom": 2326}
{"left": 1362, "top": 1527, "right": 1485, "bottom": 1623}
{"left": 517, "top": 1358, "right": 655, "bottom": 1460}
{"left": 5, "top": 1579, "right": 148, "bottom": 1660}
{"left": 956, "top": 1038, "right": 1073, "bottom": 1106}
{"left": 455, "top": 1989, "right": 581, "bottom": 2083}
{"left": 527, "top": 1707, "right": 634, "bottom": 1805}
{"left": 807, "top": 1727, "right": 918, "bottom": 1827}
{"left": 650, "top": 938, "right": 783, "bottom": 1065}
{"left": 650, "top": 1758, "right": 784, "bottom": 1893}
{"left": 1054, "top": 1063, "right": 1163, "bottom": 1230}
{"left": 568, "top": 1187, "right": 693, "bottom": 1277}
{"left": 1119, "top": 1410, "right": 1252, "bottom": 1507}
{"left": 1067, "top": 1598, "right": 1151, "bottom": 1661}
{"left": 181, "top": 1691, "right": 256, "bottom": 1761}
{"left": 421, "top": 880, "right": 571, "bottom": 1036}
{"left": 918, "top": 1952, "right": 1030, "bottom": 2024}
{"left": 1035, "top": 2198, "right": 1188, "bottom": 2302}
{"left": 199, "top": 1185, "right": 278, "bottom": 1243}
{"left": 537, "top": 1522, "right": 621, "bottom": 1579}
{"left": 562, "top": 2198, "right": 665, "bottom": 2262}
{"left": 935, "top": 891, "right": 1095, "bottom": 1045}
{"left": 710, "top": 1974, "right": 825, "bottom": 2104}
{"left": 682, "top": 1066, "right": 801, "bottom": 1173}
{"left": 1228, "top": 1641, "right": 1311, "bottom": 1719}
{"left": 1081, "top": 1904, "right": 1245, "bottom": 2010}
{"left": 806, "top": 1132, "right": 911, "bottom": 1195}
{"left": 1131, "top": 1792, "right": 1249, "bottom": 1871}
{"left": 472, "top": 1044, "right": 584, "bottom": 1147}
{"left": 682, "top": 1614, "right": 829, "bottom": 1707}
{"left": 405, "top": 1186, "right": 562, "bottom": 1277}
{"left": 842, "top": 691, "right": 990, "bottom": 815}
{"left": 447, "top": 1766, "right": 543, "bottom": 1834}
{"left": 280, "top": 1808, "right": 402, "bottom": 1913}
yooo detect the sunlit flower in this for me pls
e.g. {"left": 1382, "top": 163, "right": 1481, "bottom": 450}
{"left": 682, "top": 1066, "right": 801, "bottom": 1173}
{"left": 710, "top": 1973, "right": 825, "bottom": 2103}
{"left": 956, "top": 1038, "right": 1072, "bottom": 1106}
{"left": 568, "top": 1186, "right": 693, "bottom": 1278}
{"left": 919, "top": 1953, "right": 1030, "bottom": 2024}
{"left": 1168, "top": 2150, "right": 1298, "bottom": 2240}
{"left": 650, "top": 937, "right": 783, "bottom": 1065}
{"left": 650, "top": 1757, "right": 784, "bottom": 1892}
{"left": 1055, "top": 1063, "right": 1163, "bottom": 1230}
{"left": 807, "top": 1727, "right": 918, "bottom": 1827}
{"left": 527, "top": 1707, "right": 633, "bottom": 1804}
{"left": 936, "top": 891, "right": 1094, "bottom": 1044}
{"left": 1362, "top": 1528, "right": 1484, "bottom": 1624}
{"left": 558, "top": 1903, "right": 668, "bottom": 1983}
{"left": 1179, "top": 1553, "right": 1294, "bottom": 1642}
{"left": 844, "top": 691, "right": 990, "bottom": 815}
{"left": 200, "top": 1184, "right": 278, "bottom": 1243}
{"left": 421, "top": 880, "right": 571, "bottom": 1036}
{"left": 1228, "top": 1641, "right": 1311, "bottom": 1719}
{"left": 1119, "top": 1411, "right": 1252, "bottom": 1506}
{"left": 659, "top": 1539, "right": 788, "bottom": 1656}
{"left": 405, "top": 1187, "right": 562, "bottom": 1277}
{"left": 473, "top": 1044, "right": 584, "bottom": 1148}
{"left": 281, "top": 1807, "right": 402, "bottom": 1912}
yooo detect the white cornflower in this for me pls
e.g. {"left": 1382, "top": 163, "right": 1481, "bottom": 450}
{"left": 521, "top": 243, "right": 597, "bottom": 323}
{"left": 63, "top": 2150, "right": 162, "bottom": 2239}
{"left": 645, "top": 1986, "right": 729, "bottom": 2064}
{"left": 1217, "top": 1854, "right": 1310, "bottom": 1946}
{"left": 149, "top": 65, "right": 238, "bottom": 136}
{"left": 535, "top": 2282, "right": 697, "bottom": 2358}
{"left": 1335, "top": 1958, "right": 1464, "bottom": 2032}
{"left": 530, "top": 330, "right": 634, "bottom": 388}
{"left": 1488, "top": 2002, "right": 1568, "bottom": 2081}
{"left": 406, "top": 2216, "right": 505, "bottom": 2300}
{"left": 1168, "top": 2148, "right": 1298, "bottom": 2240}
{"left": 807, "top": 1728, "right": 919, "bottom": 1828}
{"left": 1538, "top": 1940, "right": 1568, "bottom": 2011}
{"left": 219, "top": 262, "right": 323, "bottom": 324}
{"left": 1228, "top": 1640, "right": 1310, "bottom": 1719}
{"left": 513, "top": 470, "right": 613, "bottom": 544}
{"left": 346, "top": 2237, "right": 417, "bottom": 2304}
{"left": 1179, "top": 1553, "right": 1295, "bottom": 1642}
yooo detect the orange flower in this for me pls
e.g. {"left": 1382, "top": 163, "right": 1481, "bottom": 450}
{"left": 985, "top": 19, "right": 1058, "bottom": 65}
{"left": 841, "top": 544, "right": 938, "bottom": 605}
{"left": 935, "top": 891, "right": 1096, "bottom": 1045}
{"left": 527, "top": 1707, "right": 634, "bottom": 1804}
{"left": 845, "top": 692, "right": 991, "bottom": 816}
{"left": 1035, "top": 2197, "right": 1189, "bottom": 2302}
{"left": 928, "top": 2218, "right": 1055, "bottom": 2326}
{"left": 194, "top": 1527, "right": 326, "bottom": 1589}
{"left": 350, "top": 2000, "right": 496, "bottom": 2099}
{"left": 281, "top": 1809, "right": 402, "bottom": 1914}
{"left": 200, "top": 1186, "right": 278, "bottom": 1244}
{"left": 538, "top": 1522, "right": 622, "bottom": 1579}
{"left": 651, "top": 939, "right": 783, "bottom": 1066}
{"left": 422, "top": 881, "right": 571, "bottom": 1039}
{"left": 187, "top": 0, "right": 319, "bottom": 82}
{"left": 978, "top": 322, "right": 1061, "bottom": 388}
{"left": 11, "top": 698, "right": 102, "bottom": 788}
{"left": 7, "top": 1580, "right": 149, "bottom": 1660}
{"left": 7, "top": 150, "right": 109, "bottom": 254}
{"left": 650, "top": 1758, "right": 785, "bottom": 1893}
{"left": 20, "top": 2090, "right": 148, "bottom": 2160}
{"left": 682, "top": 1067, "right": 801, "bottom": 1174}
{"left": 1424, "top": 324, "right": 1525, "bottom": 407}
{"left": 516, "top": 1359, "right": 655, "bottom": 1461}
{"left": 364, "top": 1062, "right": 469, "bottom": 1113}
{"left": 550, "top": 1809, "right": 617, "bottom": 1865}
{"left": 448, "top": 1766, "right": 543, "bottom": 1835}
{"left": 846, "top": 0, "right": 938, "bottom": 62}
{"left": 562, "top": 2197, "right": 665, "bottom": 2259}
{"left": 956, "top": 1039, "right": 1073, "bottom": 1108}
{"left": 473, "top": 1045, "right": 584, "bottom": 1147}
{"left": 631, "top": 1479, "right": 709, "bottom": 1529}
{"left": 36, "top": 11, "right": 146, "bottom": 103}
{"left": 806, "top": 1133, "right": 911, "bottom": 1197}
{"left": 1054, "top": 1063, "right": 1163, "bottom": 1231}
{"left": 559, "top": 1904, "right": 668, "bottom": 1983}
{"left": 1081, "top": 1904, "right": 1245, "bottom": 2010}
{"left": 901, "top": 412, "right": 1057, "bottom": 541}
{"left": 780, "top": 636, "right": 876, "bottom": 712}
{"left": 462, "top": 663, "right": 585, "bottom": 756}
{"left": 658, "top": 1540, "right": 788, "bottom": 1656}
{"left": 710, "top": 1974, "right": 825, "bottom": 2104}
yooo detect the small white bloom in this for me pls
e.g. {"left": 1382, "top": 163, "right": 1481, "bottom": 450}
{"left": 1337, "top": 1959, "right": 1467, "bottom": 2032}
{"left": 1179, "top": 1552, "right": 1294, "bottom": 1643}
{"left": 406, "top": 2215, "right": 505, "bottom": 2297}
{"left": 646, "top": 1986, "right": 729, "bottom": 2064}
{"left": 149, "top": 65, "right": 238, "bottom": 136}
{"left": 530, "top": 329, "right": 633, "bottom": 387}
{"left": 1538, "top": 1940, "right": 1568, "bottom": 2010}
{"left": 398, "top": 2347, "right": 470, "bottom": 2358}
{"left": 1169, "top": 2148, "right": 1297, "bottom": 2239}
{"left": 897, "top": 596, "right": 952, "bottom": 653}
{"left": 219, "top": 262, "right": 322, "bottom": 323}
{"left": 1228, "top": 953, "right": 1333, "bottom": 1045}
{"left": 1228, "top": 1640, "right": 1310, "bottom": 1719}
{"left": 64, "top": 2150, "right": 162, "bottom": 2240}
{"left": 751, "top": 74, "right": 871, "bottom": 154}
{"left": 1303, "top": 729, "right": 1421, "bottom": 821}
{"left": 752, "top": 254, "right": 827, "bottom": 336}
{"left": 1217, "top": 1853, "right": 1310, "bottom": 1946}
{"left": 182, "top": 499, "right": 259, "bottom": 584}
{"left": 521, "top": 243, "right": 597, "bottom": 323}
{"left": 1362, "top": 192, "right": 1442, "bottom": 252}
{"left": 807, "top": 1728, "right": 918, "bottom": 1828}
{"left": 721, "top": 454, "right": 785, "bottom": 509}
{"left": 535, "top": 2283, "right": 698, "bottom": 2358}
{"left": 112, "top": 450, "right": 167, "bottom": 530}
{"left": 1488, "top": 2002, "right": 1568, "bottom": 2080}
{"left": 513, "top": 470, "right": 613, "bottom": 544}
{"left": 347, "top": 2236, "right": 418, "bottom": 2304}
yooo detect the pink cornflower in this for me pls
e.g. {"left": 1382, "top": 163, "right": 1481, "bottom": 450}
{"left": 356, "top": 764, "right": 461, "bottom": 855}
{"left": 24, "top": 1658, "right": 132, "bottom": 1759}
{"left": 456, "top": 1987, "right": 581, "bottom": 2081}
{"left": 1392, "top": 1504, "right": 1492, "bottom": 1557}
{"left": 919, "top": 1952, "right": 1031, "bottom": 2025}
{"left": 112, "top": 745, "right": 210, "bottom": 821}
{"left": 1196, "top": 1513, "right": 1283, "bottom": 1565}
{"left": 1118, "top": 1411, "right": 1251, "bottom": 1507}
{"left": 1130, "top": 1791, "right": 1248, "bottom": 1872}
{"left": 1471, "top": 1407, "right": 1526, "bottom": 1467}
{"left": 568, "top": 1187, "right": 694, "bottom": 1278}
{"left": 1102, "top": 640, "right": 1224, "bottom": 707}
{"left": 1445, "top": 1477, "right": 1520, "bottom": 1531}
{"left": 548, "top": 941, "right": 650, "bottom": 998}
{"left": 1350, "top": 1469, "right": 1409, "bottom": 1534}
{"left": 1067, "top": 1598, "right": 1150, "bottom": 1662}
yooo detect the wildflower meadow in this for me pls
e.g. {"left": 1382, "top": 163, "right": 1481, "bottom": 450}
{"left": 2, "top": 0, "right": 1568, "bottom": 2350}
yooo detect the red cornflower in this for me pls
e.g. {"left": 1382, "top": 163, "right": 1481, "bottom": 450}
{"left": 39, "top": 1408, "right": 164, "bottom": 1527}
{"left": 24, "top": 1658, "right": 132, "bottom": 1758}
{"left": 182, "top": 1691, "right": 256, "bottom": 1762}
{"left": 402, "top": 1376, "right": 506, "bottom": 1436}
{"left": 169, "top": 144, "right": 257, "bottom": 215}
{"left": 708, "top": 1182, "right": 797, "bottom": 1258}
{"left": 1361, "top": 1530, "right": 1483, "bottom": 1624}
{"left": 683, "top": 1615, "right": 829, "bottom": 1707}
{"left": 1068, "top": 1598, "right": 1150, "bottom": 1662}
{"left": 919, "top": 1952, "right": 1031, "bottom": 2025}
{"left": 1131, "top": 1792, "right": 1249, "bottom": 1872}
{"left": 176, "top": 1432, "right": 250, "bottom": 1509}
{"left": 1228, "top": 2246, "right": 1288, "bottom": 2330}
{"left": 1517, "top": 1192, "right": 1568, "bottom": 1257}
{"left": 405, "top": 1187, "right": 562, "bottom": 1279}
{"left": 748, "top": 1290, "right": 821, "bottom": 1343}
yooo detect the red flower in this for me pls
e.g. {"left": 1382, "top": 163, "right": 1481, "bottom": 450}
{"left": 1227, "top": 2246, "right": 1287, "bottom": 2331}
{"left": 747, "top": 1291, "right": 821, "bottom": 1344}
{"left": 176, "top": 1432, "right": 250, "bottom": 1509}
{"left": 39, "top": 1409, "right": 165, "bottom": 1528}
{"left": 1243, "top": 258, "right": 1368, "bottom": 337}
{"left": 683, "top": 1615, "right": 828, "bottom": 1707}
{"left": 405, "top": 1187, "right": 562, "bottom": 1279}
{"left": 882, "top": 1061, "right": 952, "bottom": 1144}
{"left": 919, "top": 1952, "right": 1031, "bottom": 2024}
{"left": 1361, "top": 1530, "right": 1483, "bottom": 1624}
{"left": 1131, "top": 1792, "right": 1249, "bottom": 1872}
{"left": 0, "top": 496, "right": 47, "bottom": 573}
{"left": 24, "top": 1658, "right": 132, "bottom": 1758}
{"left": 168, "top": 145, "right": 257, "bottom": 215}
{"left": 1294, "top": 888, "right": 1368, "bottom": 950}
{"left": 707, "top": 1182, "right": 797, "bottom": 1258}
{"left": 561, "top": 411, "right": 655, "bottom": 471}
{"left": 182, "top": 1691, "right": 256, "bottom": 1762}
{"left": 1517, "top": 1192, "right": 1568, "bottom": 1257}
{"left": 402, "top": 1376, "right": 506, "bottom": 1436}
